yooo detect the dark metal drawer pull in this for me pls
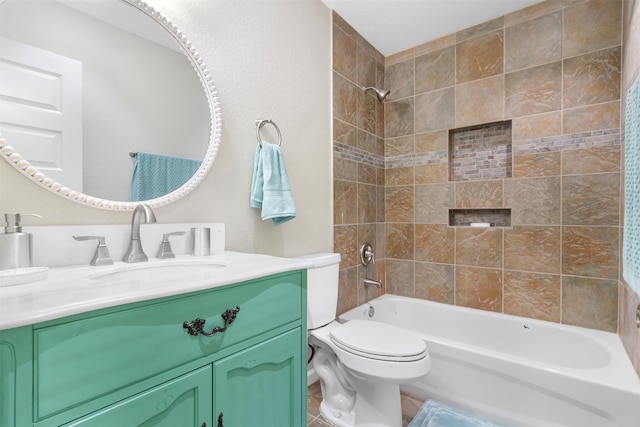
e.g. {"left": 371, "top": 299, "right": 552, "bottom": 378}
{"left": 183, "top": 306, "right": 240, "bottom": 337}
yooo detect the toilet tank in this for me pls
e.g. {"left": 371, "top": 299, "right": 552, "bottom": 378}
{"left": 294, "top": 253, "right": 341, "bottom": 330}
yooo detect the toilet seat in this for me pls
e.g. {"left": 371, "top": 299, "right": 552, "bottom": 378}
{"left": 330, "top": 320, "right": 427, "bottom": 362}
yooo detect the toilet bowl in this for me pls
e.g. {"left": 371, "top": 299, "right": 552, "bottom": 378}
{"left": 300, "top": 253, "right": 431, "bottom": 427}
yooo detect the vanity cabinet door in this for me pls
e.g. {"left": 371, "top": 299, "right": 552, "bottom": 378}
{"left": 0, "top": 326, "right": 32, "bottom": 427}
{"left": 63, "top": 366, "right": 212, "bottom": 427}
{"left": 213, "top": 328, "right": 303, "bottom": 427}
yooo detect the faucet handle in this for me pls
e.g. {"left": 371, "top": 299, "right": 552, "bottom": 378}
{"left": 73, "top": 235, "right": 114, "bottom": 266}
{"left": 157, "top": 231, "right": 186, "bottom": 259}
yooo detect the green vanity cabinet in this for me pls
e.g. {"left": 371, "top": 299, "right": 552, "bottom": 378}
{"left": 0, "top": 269, "right": 307, "bottom": 427}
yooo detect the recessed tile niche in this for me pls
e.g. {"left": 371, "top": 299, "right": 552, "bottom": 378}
{"left": 449, "top": 208, "right": 511, "bottom": 227}
{"left": 449, "top": 120, "right": 513, "bottom": 181}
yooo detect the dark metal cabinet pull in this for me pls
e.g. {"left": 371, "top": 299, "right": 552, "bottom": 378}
{"left": 183, "top": 306, "right": 240, "bottom": 337}
{"left": 217, "top": 412, "right": 224, "bottom": 427}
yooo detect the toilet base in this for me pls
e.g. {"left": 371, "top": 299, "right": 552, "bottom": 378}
{"left": 319, "top": 377, "right": 403, "bottom": 427}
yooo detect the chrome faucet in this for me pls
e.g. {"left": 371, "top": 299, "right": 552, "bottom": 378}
{"left": 123, "top": 204, "right": 157, "bottom": 263}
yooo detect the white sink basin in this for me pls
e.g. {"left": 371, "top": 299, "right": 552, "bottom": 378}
{"left": 0, "top": 267, "right": 49, "bottom": 287}
{"left": 88, "top": 259, "right": 227, "bottom": 282}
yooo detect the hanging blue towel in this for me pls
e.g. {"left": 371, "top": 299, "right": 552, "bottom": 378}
{"left": 130, "top": 152, "right": 201, "bottom": 201}
{"left": 250, "top": 141, "right": 296, "bottom": 225}
{"left": 408, "top": 400, "right": 504, "bottom": 427}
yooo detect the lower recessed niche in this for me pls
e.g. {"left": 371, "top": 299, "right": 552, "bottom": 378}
{"left": 449, "top": 120, "right": 512, "bottom": 181}
{"left": 449, "top": 209, "right": 511, "bottom": 227}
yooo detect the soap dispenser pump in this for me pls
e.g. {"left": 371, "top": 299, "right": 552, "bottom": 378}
{"left": 0, "top": 213, "right": 41, "bottom": 270}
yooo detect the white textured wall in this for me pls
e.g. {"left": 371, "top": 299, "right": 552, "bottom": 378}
{"left": 0, "top": 0, "right": 334, "bottom": 257}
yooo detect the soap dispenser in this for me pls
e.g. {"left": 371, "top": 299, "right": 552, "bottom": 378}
{"left": 0, "top": 213, "right": 41, "bottom": 270}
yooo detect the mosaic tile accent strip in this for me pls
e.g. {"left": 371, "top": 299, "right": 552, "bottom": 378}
{"left": 450, "top": 121, "right": 513, "bottom": 181}
{"left": 514, "top": 128, "right": 620, "bottom": 155}
{"left": 334, "top": 142, "right": 384, "bottom": 168}
{"left": 385, "top": 150, "right": 448, "bottom": 169}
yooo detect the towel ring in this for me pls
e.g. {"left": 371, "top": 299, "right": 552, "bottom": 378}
{"left": 256, "top": 119, "right": 282, "bottom": 147}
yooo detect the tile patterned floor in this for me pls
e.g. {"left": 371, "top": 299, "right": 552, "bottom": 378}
{"left": 307, "top": 381, "right": 424, "bottom": 427}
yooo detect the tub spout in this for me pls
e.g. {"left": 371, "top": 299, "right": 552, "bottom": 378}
{"left": 364, "top": 277, "right": 382, "bottom": 289}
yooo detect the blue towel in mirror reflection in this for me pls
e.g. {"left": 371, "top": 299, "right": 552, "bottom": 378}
{"left": 130, "top": 151, "right": 201, "bottom": 202}
{"left": 250, "top": 141, "right": 296, "bottom": 225}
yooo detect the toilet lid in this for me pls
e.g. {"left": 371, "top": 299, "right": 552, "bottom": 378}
{"left": 330, "top": 320, "right": 427, "bottom": 362}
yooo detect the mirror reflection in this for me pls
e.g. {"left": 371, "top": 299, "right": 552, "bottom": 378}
{"left": 0, "top": 0, "right": 210, "bottom": 202}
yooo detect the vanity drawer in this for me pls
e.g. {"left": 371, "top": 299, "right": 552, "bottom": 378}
{"left": 33, "top": 271, "right": 304, "bottom": 421}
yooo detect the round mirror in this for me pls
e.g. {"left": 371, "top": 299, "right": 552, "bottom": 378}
{"left": 0, "top": 0, "right": 221, "bottom": 210}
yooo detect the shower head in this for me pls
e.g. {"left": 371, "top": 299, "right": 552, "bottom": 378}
{"left": 364, "top": 86, "right": 390, "bottom": 103}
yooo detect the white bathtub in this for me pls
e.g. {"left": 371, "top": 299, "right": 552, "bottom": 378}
{"left": 338, "top": 294, "right": 640, "bottom": 427}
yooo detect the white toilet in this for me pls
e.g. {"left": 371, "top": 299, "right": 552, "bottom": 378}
{"left": 301, "top": 253, "right": 431, "bottom": 427}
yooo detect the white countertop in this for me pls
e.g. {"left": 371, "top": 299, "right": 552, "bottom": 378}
{"left": 0, "top": 252, "right": 312, "bottom": 330}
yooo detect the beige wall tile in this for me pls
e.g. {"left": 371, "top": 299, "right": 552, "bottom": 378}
{"left": 386, "top": 223, "right": 414, "bottom": 260}
{"left": 385, "top": 185, "right": 414, "bottom": 222}
{"left": 504, "top": 270, "right": 561, "bottom": 322}
{"left": 386, "top": 60, "right": 414, "bottom": 101}
{"left": 385, "top": 98, "right": 415, "bottom": 138}
{"left": 385, "top": 135, "right": 414, "bottom": 157}
{"left": 358, "top": 183, "right": 377, "bottom": 224}
{"left": 415, "top": 87, "right": 455, "bottom": 133}
{"left": 414, "top": 33, "right": 457, "bottom": 57}
{"left": 562, "top": 226, "right": 619, "bottom": 279}
{"left": 415, "top": 262, "right": 454, "bottom": 304}
{"left": 563, "top": 47, "right": 621, "bottom": 108}
{"left": 456, "top": 17, "right": 504, "bottom": 42}
{"left": 504, "top": 226, "right": 561, "bottom": 273}
{"left": 563, "top": 101, "right": 621, "bottom": 133}
{"left": 563, "top": 0, "right": 622, "bottom": 58}
{"left": 562, "top": 173, "right": 620, "bottom": 225}
{"left": 385, "top": 259, "right": 415, "bottom": 296}
{"left": 415, "top": 164, "right": 449, "bottom": 184}
{"left": 505, "top": 12, "right": 562, "bottom": 72}
{"left": 385, "top": 166, "right": 414, "bottom": 186}
{"left": 455, "top": 228, "right": 503, "bottom": 268}
{"left": 357, "top": 163, "right": 377, "bottom": 185}
{"left": 335, "top": 224, "right": 357, "bottom": 269}
{"left": 415, "top": 224, "right": 455, "bottom": 263}
{"left": 455, "top": 76, "right": 504, "bottom": 127}
{"left": 512, "top": 112, "right": 563, "bottom": 140}
{"left": 415, "top": 130, "right": 448, "bottom": 154}
{"left": 334, "top": 156, "right": 357, "bottom": 182}
{"left": 505, "top": 62, "right": 562, "bottom": 118}
{"left": 562, "top": 276, "right": 618, "bottom": 331}
{"left": 358, "top": 89, "right": 379, "bottom": 134}
{"left": 514, "top": 152, "right": 561, "bottom": 178}
{"left": 455, "top": 266, "right": 503, "bottom": 312}
{"left": 415, "top": 46, "right": 455, "bottom": 94}
{"left": 561, "top": 146, "right": 621, "bottom": 174}
{"left": 455, "top": 180, "right": 503, "bottom": 208}
{"left": 334, "top": 118, "right": 357, "bottom": 147}
{"left": 415, "top": 183, "right": 454, "bottom": 224}
{"left": 337, "top": 267, "right": 358, "bottom": 314}
{"left": 456, "top": 30, "right": 504, "bottom": 83}
{"left": 504, "top": 0, "right": 565, "bottom": 27}
{"left": 334, "top": 180, "right": 358, "bottom": 225}
{"left": 505, "top": 177, "right": 561, "bottom": 225}
{"left": 333, "top": 25, "right": 357, "bottom": 81}
{"left": 333, "top": 72, "right": 357, "bottom": 125}
{"left": 357, "top": 43, "right": 378, "bottom": 89}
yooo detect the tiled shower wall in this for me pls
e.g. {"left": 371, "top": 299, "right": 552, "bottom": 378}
{"left": 333, "top": 0, "right": 627, "bottom": 336}
{"left": 332, "top": 13, "right": 387, "bottom": 315}
{"left": 382, "top": 0, "right": 623, "bottom": 332}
